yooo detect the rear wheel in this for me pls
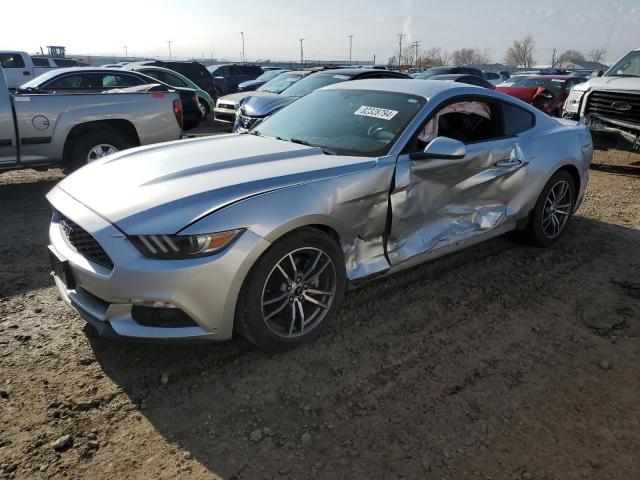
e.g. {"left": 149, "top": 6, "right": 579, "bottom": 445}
{"left": 523, "top": 170, "right": 576, "bottom": 247}
{"left": 198, "top": 98, "right": 210, "bottom": 118}
{"left": 66, "top": 129, "right": 134, "bottom": 173}
{"left": 235, "top": 228, "right": 346, "bottom": 351}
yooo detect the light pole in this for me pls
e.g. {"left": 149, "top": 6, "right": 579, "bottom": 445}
{"left": 122, "top": 46, "right": 128, "bottom": 58}
{"left": 240, "top": 31, "right": 245, "bottom": 62}
{"left": 299, "top": 38, "right": 305, "bottom": 65}
{"left": 347, "top": 35, "right": 354, "bottom": 63}
{"left": 167, "top": 40, "right": 172, "bottom": 60}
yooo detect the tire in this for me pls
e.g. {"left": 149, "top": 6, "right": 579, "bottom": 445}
{"left": 523, "top": 170, "right": 576, "bottom": 247}
{"left": 198, "top": 98, "right": 210, "bottom": 118}
{"left": 66, "top": 128, "right": 134, "bottom": 173}
{"left": 235, "top": 228, "right": 347, "bottom": 351}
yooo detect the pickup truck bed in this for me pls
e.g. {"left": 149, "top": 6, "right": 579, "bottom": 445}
{"left": 0, "top": 66, "right": 183, "bottom": 171}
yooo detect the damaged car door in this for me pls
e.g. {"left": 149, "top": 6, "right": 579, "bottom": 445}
{"left": 387, "top": 96, "right": 532, "bottom": 266}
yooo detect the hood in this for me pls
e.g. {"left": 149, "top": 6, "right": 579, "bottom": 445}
{"left": 495, "top": 86, "right": 550, "bottom": 103}
{"left": 240, "top": 94, "right": 298, "bottom": 117}
{"left": 218, "top": 90, "right": 276, "bottom": 106}
{"left": 238, "top": 79, "right": 264, "bottom": 89}
{"left": 51, "top": 135, "right": 376, "bottom": 235}
{"left": 573, "top": 75, "right": 640, "bottom": 93}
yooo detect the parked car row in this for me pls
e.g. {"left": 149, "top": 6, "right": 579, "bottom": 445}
{"left": 0, "top": 50, "right": 81, "bottom": 88}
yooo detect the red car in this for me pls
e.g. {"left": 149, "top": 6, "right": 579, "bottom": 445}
{"left": 496, "top": 75, "right": 587, "bottom": 117}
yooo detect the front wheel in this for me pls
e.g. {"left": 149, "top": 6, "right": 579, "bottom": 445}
{"left": 523, "top": 170, "right": 576, "bottom": 247}
{"left": 235, "top": 228, "right": 346, "bottom": 351}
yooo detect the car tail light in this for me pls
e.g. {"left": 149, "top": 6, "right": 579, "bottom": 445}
{"left": 173, "top": 99, "right": 183, "bottom": 130}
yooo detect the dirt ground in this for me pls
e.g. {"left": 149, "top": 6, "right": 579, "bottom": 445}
{"left": 1, "top": 144, "right": 639, "bottom": 480}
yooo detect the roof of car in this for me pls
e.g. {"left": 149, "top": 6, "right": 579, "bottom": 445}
{"left": 323, "top": 78, "right": 484, "bottom": 97}
{"left": 521, "top": 75, "right": 584, "bottom": 81}
{"left": 313, "top": 68, "right": 406, "bottom": 77}
{"left": 429, "top": 74, "right": 476, "bottom": 80}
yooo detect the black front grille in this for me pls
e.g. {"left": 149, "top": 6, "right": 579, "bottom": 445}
{"left": 58, "top": 215, "right": 114, "bottom": 270}
{"left": 585, "top": 90, "right": 640, "bottom": 126}
{"left": 238, "top": 114, "right": 259, "bottom": 130}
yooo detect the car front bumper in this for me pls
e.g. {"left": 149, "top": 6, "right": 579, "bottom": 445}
{"left": 47, "top": 187, "right": 271, "bottom": 342}
{"left": 213, "top": 106, "right": 236, "bottom": 124}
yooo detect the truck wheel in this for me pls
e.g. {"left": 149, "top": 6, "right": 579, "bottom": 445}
{"left": 66, "top": 129, "right": 134, "bottom": 173}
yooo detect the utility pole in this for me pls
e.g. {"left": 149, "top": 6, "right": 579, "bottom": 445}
{"left": 347, "top": 35, "right": 354, "bottom": 63}
{"left": 551, "top": 48, "right": 557, "bottom": 68}
{"left": 604, "top": 24, "right": 614, "bottom": 61}
{"left": 240, "top": 32, "right": 245, "bottom": 63}
{"left": 412, "top": 41, "right": 421, "bottom": 67}
{"left": 397, "top": 33, "right": 405, "bottom": 69}
{"left": 122, "top": 46, "right": 128, "bottom": 58}
{"left": 299, "top": 38, "right": 305, "bottom": 65}
{"left": 166, "top": 40, "right": 172, "bottom": 60}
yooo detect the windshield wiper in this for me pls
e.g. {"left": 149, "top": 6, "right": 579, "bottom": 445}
{"left": 289, "top": 137, "right": 337, "bottom": 155}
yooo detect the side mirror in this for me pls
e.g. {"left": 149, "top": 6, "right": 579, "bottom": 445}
{"left": 409, "top": 137, "right": 467, "bottom": 161}
{"left": 591, "top": 70, "right": 604, "bottom": 78}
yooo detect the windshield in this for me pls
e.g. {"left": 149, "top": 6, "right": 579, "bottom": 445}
{"left": 255, "top": 70, "right": 285, "bottom": 82}
{"left": 607, "top": 50, "right": 640, "bottom": 77}
{"left": 254, "top": 89, "right": 426, "bottom": 157}
{"left": 415, "top": 67, "right": 451, "bottom": 80}
{"left": 279, "top": 72, "right": 354, "bottom": 97}
{"left": 258, "top": 72, "right": 305, "bottom": 93}
{"left": 512, "top": 77, "right": 564, "bottom": 94}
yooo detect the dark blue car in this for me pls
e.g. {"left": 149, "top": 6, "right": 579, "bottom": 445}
{"left": 207, "top": 63, "right": 263, "bottom": 95}
{"left": 234, "top": 68, "right": 410, "bottom": 132}
{"left": 238, "top": 69, "right": 288, "bottom": 92}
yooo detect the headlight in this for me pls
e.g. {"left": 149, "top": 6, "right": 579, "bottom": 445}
{"left": 564, "top": 90, "right": 585, "bottom": 113}
{"left": 130, "top": 229, "right": 244, "bottom": 259}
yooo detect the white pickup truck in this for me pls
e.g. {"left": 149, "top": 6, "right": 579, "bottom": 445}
{"left": 0, "top": 50, "right": 80, "bottom": 89}
{"left": 0, "top": 65, "right": 184, "bottom": 172}
{"left": 564, "top": 48, "right": 640, "bottom": 150}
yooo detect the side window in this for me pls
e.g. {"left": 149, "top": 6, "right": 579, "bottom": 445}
{"left": 140, "top": 70, "right": 165, "bottom": 83}
{"left": 53, "top": 59, "right": 78, "bottom": 67}
{"left": 100, "top": 74, "right": 145, "bottom": 88}
{"left": 32, "top": 57, "right": 50, "bottom": 67}
{"left": 501, "top": 102, "right": 535, "bottom": 136}
{"left": 406, "top": 99, "right": 501, "bottom": 153}
{"left": 230, "top": 66, "right": 242, "bottom": 76}
{"left": 163, "top": 72, "right": 188, "bottom": 87}
{"left": 44, "top": 74, "right": 97, "bottom": 90}
{"left": 213, "top": 66, "right": 230, "bottom": 77}
{"left": 0, "top": 53, "right": 25, "bottom": 68}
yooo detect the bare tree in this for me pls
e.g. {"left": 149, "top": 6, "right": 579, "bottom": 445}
{"left": 589, "top": 47, "right": 606, "bottom": 64}
{"left": 560, "top": 49, "right": 586, "bottom": 65}
{"left": 419, "top": 47, "right": 448, "bottom": 67}
{"left": 450, "top": 48, "right": 491, "bottom": 65}
{"left": 504, "top": 35, "right": 536, "bottom": 68}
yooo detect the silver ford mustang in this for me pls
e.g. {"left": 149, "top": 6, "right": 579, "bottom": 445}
{"left": 47, "top": 79, "right": 593, "bottom": 350}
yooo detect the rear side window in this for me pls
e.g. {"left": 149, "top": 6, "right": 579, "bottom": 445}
{"left": 0, "top": 53, "right": 25, "bottom": 68}
{"left": 53, "top": 59, "right": 78, "bottom": 67}
{"left": 32, "top": 57, "right": 50, "bottom": 67}
{"left": 501, "top": 103, "right": 535, "bottom": 136}
{"left": 45, "top": 73, "right": 98, "bottom": 89}
{"left": 247, "top": 66, "right": 262, "bottom": 75}
{"left": 99, "top": 74, "right": 145, "bottom": 88}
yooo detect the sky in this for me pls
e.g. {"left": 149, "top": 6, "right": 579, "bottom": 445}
{"left": 2, "top": 0, "right": 639, "bottom": 64}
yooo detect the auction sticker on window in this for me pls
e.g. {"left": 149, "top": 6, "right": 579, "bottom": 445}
{"left": 354, "top": 105, "right": 398, "bottom": 120}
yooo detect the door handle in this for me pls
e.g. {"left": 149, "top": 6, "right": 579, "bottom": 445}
{"left": 495, "top": 158, "right": 525, "bottom": 168}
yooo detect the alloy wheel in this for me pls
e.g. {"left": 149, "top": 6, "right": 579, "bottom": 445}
{"left": 542, "top": 179, "right": 572, "bottom": 239}
{"left": 87, "top": 144, "right": 118, "bottom": 162}
{"left": 261, "top": 247, "right": 337, "bottom": 338}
